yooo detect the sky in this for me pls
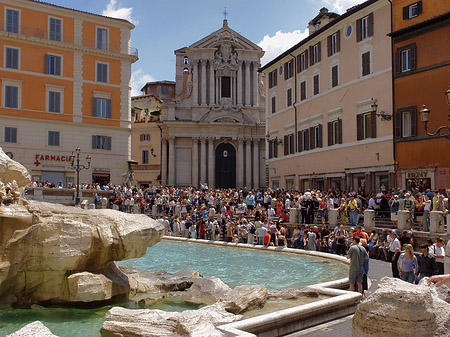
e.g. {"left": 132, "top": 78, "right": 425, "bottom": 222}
{"left": 48, "top": 0, "right": 366, "bottom": 96}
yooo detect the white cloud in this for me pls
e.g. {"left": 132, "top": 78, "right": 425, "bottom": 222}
{"left": 131, "top": 69, "right": 155, "bottom": 97}
{"left": 318, "top": 0, "right": 366, "bottom": 14}
{"left": 102, "top": 0, "right": 137, "bottom": 24}
{"left": 258, "top": 29, "right": 309, "bottom": 66}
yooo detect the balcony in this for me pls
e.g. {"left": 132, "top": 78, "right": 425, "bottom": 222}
{"left": 0, "top": 23, "right": 138, "bottom": 57}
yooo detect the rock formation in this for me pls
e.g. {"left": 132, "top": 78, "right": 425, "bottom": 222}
{"left": 0, "top": 147, "right": 31, "bottom": 188}
{"left": 6, "top": 321, "right": 57, "bottom": 337}
{"left": 352, "top": 277, "right": 450, "bottom": 336}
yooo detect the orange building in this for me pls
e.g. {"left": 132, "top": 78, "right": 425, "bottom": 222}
{"left": 390, "top": 0, "right": 450, "bottom": 191}
{"left": 0, "top": 0, "right": 138, "bottom": 185}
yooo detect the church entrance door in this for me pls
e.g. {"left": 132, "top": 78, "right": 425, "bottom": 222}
{"left": 215, "top": 143, "right": 236, "bottom": 189}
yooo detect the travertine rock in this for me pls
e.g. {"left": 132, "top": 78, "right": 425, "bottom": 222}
{"left": 6, "top": 321, "right": 57, "bottom": 337}
{"left": 183, "top": 276, "right": 232, "bottom": 301}
{"left": 0, "top": 147, "right": 31, "bottom": 188}
{"left": 268, "top": 287, "right": 320, "bottom": 300}
{"left": 100, "top": 303, "right": 241, "bottom": 337}
{"left": 352, "top": 277, "right": 450, "bottom": 337}
{"left": 220, "top": 285, "right": 268, "bottom": 314}
{"left": 67, "top": 272, "right": 113, "bottom": 302}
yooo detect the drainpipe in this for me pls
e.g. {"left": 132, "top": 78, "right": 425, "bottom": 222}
{"left": 289, "top": 53, "right": 298, "bottom": 153}
{"left": 388, "top": 0, "right": 396, "bottom": 189}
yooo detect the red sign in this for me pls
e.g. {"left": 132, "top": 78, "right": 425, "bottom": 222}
{"left": 34, "top": 154, "right": 71, "bottom": 167}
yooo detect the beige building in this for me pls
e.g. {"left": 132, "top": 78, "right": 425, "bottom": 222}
{"left": 260, "top": 0, "right": 394, "bottom": 192}
{"left": 157, "top": 19, "right": 266, "bottom": 189}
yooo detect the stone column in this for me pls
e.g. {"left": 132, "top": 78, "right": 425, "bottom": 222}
{"left": 397, "top": 210, "right": 409, "bottom": 230}
{"left": 328, "top": 209, "right": 339, "bottom": 226}
{"left": 192, "top": 138, "right": 199, "bottom": 188}
{"left": 237, "top": 62, "right": 243, "bottom": 106}
{"left": 193, "top": 60, "right": 198, "bottom": 105}
{"left": 253, "top": 139, "right": 259, "bottom": 189}
{"left": 238, "top": 138, "right": 244, "bottom": 188}
{"left": 201, "top": 60, "right": 207, "bottom": 106}
{"left": 245, "top": 61, "right": 251, "bottom": 106}
{"left": 253, "top": 62, "right": 258, "bottom": 107}
{"left": 161, "top": 138, "right": 167, "bottom": 185}
{"left": 200, "top": 138, "right": 207, "bottom": 185}
{"left": 168, "top": 137, "right": 175, "bottom": 186}
{"left": 364, "top": 209, "right": 375, "bottom": 228}
{"left": 209, "top": 61, "right": 215, "bottom": 105}
{"left": 430, "top": 211, "right": 445, "bottom": 233}
{"left": 208, "top": 137, "right": 215, "bottom": 188}
{"left": 245, "top": 139, "right": 252, "bottom": 188}
{"left": 215, "top": 75, "right": 220, "bottom": 104}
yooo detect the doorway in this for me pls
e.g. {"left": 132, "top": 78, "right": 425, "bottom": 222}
{"left": 215, "top": 143, "right": 236, "bottom": 188}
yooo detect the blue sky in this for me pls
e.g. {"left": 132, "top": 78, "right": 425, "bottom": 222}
{"left": 48, "top": 0, "right": 364, "bottom": 95}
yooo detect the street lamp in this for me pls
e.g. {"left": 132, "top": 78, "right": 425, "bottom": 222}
{"left": 419, "top": 86, "right": 450, "bottom": 140}
{"left": 69, "top": 147, "right": 91, "bottom": 205}
{"left": 371, "top": 99, "right": 392, "bottom": 121}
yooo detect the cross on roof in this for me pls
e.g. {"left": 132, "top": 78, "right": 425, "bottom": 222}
{"left": 222, "top": 7, "right": 228, "bottom": 20}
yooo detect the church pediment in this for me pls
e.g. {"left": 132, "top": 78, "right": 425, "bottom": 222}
{"left": 189, "top": 20, "right": 263, "bottom": 53}
{"left": 198, "top": 107, "right": 256, "bottom": 125}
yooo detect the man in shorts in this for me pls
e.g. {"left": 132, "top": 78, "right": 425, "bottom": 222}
{"left": 347, "top": 236, "right": 369, "bottom": 294}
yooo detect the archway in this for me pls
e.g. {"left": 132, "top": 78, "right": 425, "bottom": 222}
{"left": 215, "top": 143, "right": 236, "bottom": 189}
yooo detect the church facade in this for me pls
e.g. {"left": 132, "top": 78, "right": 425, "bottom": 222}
{"left": 158, "top": 20, "right": 266, "bottom": 189}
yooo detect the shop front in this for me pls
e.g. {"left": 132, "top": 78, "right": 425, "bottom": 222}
{"left": 400, "top": 168, "right": 435, "bottom": 192}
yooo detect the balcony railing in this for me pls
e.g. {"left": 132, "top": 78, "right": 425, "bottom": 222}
{"left": 0, "top": 23, "right": 138, "bottom": 57}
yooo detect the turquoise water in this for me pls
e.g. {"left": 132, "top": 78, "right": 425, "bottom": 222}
{"left": 0, "top": 240, "right": 347, "bottom": 336}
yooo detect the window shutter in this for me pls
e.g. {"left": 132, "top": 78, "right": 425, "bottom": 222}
{"left": 395, "top": 109, "right": 402, "bottom": 138}
{"left": 362, "top": 52, "right": 370, "bottom": 76}
{"left": 395, "top": 49, "right": 401, "bottom": 74}
{"left": 55, "top": 92, "right": 60, "bottom": 113}
{"left": 356, "top": 18, "right": 362, "bottom": 42}
{"left": 357, "top": 114, "right": 363, "bottom": 140}
{"left": 290, "top": 134, "right": 294, "bottom": 154}
{"left": 368, "top": 13, "right": 374, "bottom": 37}
{"left": 12, "top": 128, "right": 17, "bottom": 143}
{"left": 309, "top": 127, "right": 315, "bottom": 150}
{"left": 274, "top": 139, "right": 278, "bottom": 157}
{"left": 336, "top": 30, "right": 341, "bottom": 52}
{"left": 371, "top": 110, "right": 377, "bottom": 138}
{"left": 45, "top": 55, "right": 50, "bottom": 74}
{"left": 410, "top": 106, "right": 417, "bottom": 137}
{"left": 12, "top": 87, "right": 18, "bottom": 108}
{"left": 106, "top": 136, "right": 112, "bottom": 150}
{"left": 305, "top": 129, "right": 310, "bottom": 150}
{"left": 55, "top": 56, "right": 61, "bottom": 76}
{"left": 318, "top": 124, "right": 323, "bottom": 148}
{"left": 327, "top": 35, "right": 332, "bottom": 57}
{"left": 269, "top": 140, "right": 273, "bottom": 158}
{"left": 338, "top": 118, "right": 343, "bottom": 144}
{"left": 92, "top": 97, "right": 97, "bottom": 117}
{"left": 284, "top": 62, "right": 288, "bottom": 80}
{"left": 417, "top": 1, "right": 423, "bottom": 15}
{"left": 92, "top": 135, "right": 97, "bottom": 149}
{"left": 318, "top": 42, "right": 321, "bottom": 62}
{"left": 305, "top": 50, "right": 309, "bottom": 69}
{"left": 284, "top": 135, "right": 288, "bottom": 155}
{"left": 296, "top": 54, "right": 301, "bottom": 73}
{"left": 328, "top": 121, "right": 333, "bottom": 146}
{"left": 106, "top": 99, "right": 112, "bottom": 119}
{"left": 301, "top": 81, "right": 306, "bottom": 100}
{"left": 332, "top": 66, "right": 338, "bottom": 87}
{"left": 309, "top": 46, "right": 313, "bottom": 66}
{"left": 410, "top": 44, "right": 417, "bottom": 70}
{"left": 403, "top": 6, "right": 409, "bottom": 19}
{"left": 274, "top": 70, "right": 277, "bottom": 86}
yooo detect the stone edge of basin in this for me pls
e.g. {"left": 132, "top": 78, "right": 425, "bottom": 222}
{"left": 162, "top": 236, "right": 360, "bottom": 337}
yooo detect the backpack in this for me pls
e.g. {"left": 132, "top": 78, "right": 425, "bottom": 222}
{"left": 250, "top": 224, "right": 256, "bottom": 234}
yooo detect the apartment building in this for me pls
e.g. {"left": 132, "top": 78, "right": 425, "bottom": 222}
{"left": 260, "top": 0, "right": 394, "bottom": 192}
{"left": 390, "top": 0, "right": 450, "bottom": 191}
{"left": 0, "top": 0, "right": 138, "bottom": 186}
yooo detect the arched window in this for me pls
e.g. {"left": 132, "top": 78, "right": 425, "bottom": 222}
{"left": 183, "top": 56, "right": 189, "bottom": 65}
{"left": 183, "top": 67, "right": 189, "bottom": 74}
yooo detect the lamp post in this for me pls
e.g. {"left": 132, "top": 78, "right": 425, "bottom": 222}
{"left": 371, "top": 99, "right": 392, "bottom": 121}
{"left": 419, "top": 86, "right": 450, "bottom": 140}
{"left": 69, "top": 147, "right": 91, "bottom": 205}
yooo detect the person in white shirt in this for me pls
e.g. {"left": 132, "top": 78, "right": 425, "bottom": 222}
{"left": 255, "top": 225, "right": 267, "bottom": 245}
{"left": 430, "top": 238, "right": 446, "bottom": 274}
{"left": 388, "top": 230, "right": 401, "bottom": 278}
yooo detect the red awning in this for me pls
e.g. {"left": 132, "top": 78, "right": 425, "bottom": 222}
{"left": 92, "top": 173, "right": 110, "bottom": 178}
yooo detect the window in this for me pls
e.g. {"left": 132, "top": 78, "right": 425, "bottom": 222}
{"left": 96, "top": 27, "right": 108, "bottom": 50}
{"left": 395, "top": 44, "right": 416, "bottom": 74}
{"left": 271, "top": 96, "right": 276, "bottom": 113}
{"left": 297, "top": 51, "right": 308, "bottom": 73}
{"left": 328, "top": 119, "right": 342, "bottom": 146}
{"left": 48, "top": 131, "right": 60, "bottom": 146}
{"left": 309, "top": 42, "right": 321, "bottom": 66}
{"left": 4, "top": 127, "right": 17, "bottom": 143}
{"left": 327, "top": 31, "right": 340, "bottom": 56}
{"left": 48, "top": 91, "right": 61, "bottom": 113}
{"left": 49, "top": 17, "right": 62, "bottom": 42}
{"left": 287, "top": 88, "right": 292, "bottom": 107}
{"left": 92, "top": 135, "right": 112, "bottom": 150}
{"left": 5, "top": 47, "right": 19, "bottom": 69}
{"left": 313, "top": 75, "right": 319, "bottom": 95}
{"left": 221, "top": 76, "right": 231, "bottom": 97}
{"left": 183, "top": 56, "right": 189, "bottom": 65}
{"left": 96, "top": 62, "right": 108, "bottom": 83}
{"left": 92, "top": 97, "right": 112, "bottom": 118}
{"left": 309, "top": 125, "right": 322, "bottom": 150}
{"left": 161, "top": 85, "right": 169, "bottom": 94}
{"left": 140, "top": 133, "right": 151, "bottom": 141}
{"left": 6, "top": 9, "right": 19, "bottom": 34}
{"left": 142, "top": 150, "right": 149, "bottom": 164}
{"left": 283, "top": 133, "right": 294, "bottom": 155}
{"left": 297, "top": 129, "right": 310, "bottom": 152}
{"left": 331, "top": 65, "right": 339, "bottom": 88}
{"left": 345, "top": 24, "right": 353, "bottom": 38}
{"left": 395, "top": 106, "right": 417, "bottom": 139}
{"left": 357, "top": 111, "right": 376, "bottom": 140}
{"left": 268, "top": 70, "right": 277, "bottom": 88}
{"left": 356, "top": 13, "right": 373, "bottom": 42}
{"left": 362, "top": 51, "right": 370, "bottom": 76}
{"left": 300, "top": 81, "right": 306, "bottom": 101}
{"left": 284, "top": 60, "right": 293, "bottom": 80}
{"left": 4, "top": 85, "right": 18, "bottom": 108}
{"left": 268, "top": 139, "right": 278, "bottom": 159}
{"left": 183, "top": 67, "right": 189, "bottom": 74}
{"left": 403, "top": 1, "right": 422, "bottom": 20}
{"left": 45, "top": 54, "right": 61, "bottom": 76}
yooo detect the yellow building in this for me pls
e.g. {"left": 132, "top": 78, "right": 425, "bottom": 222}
{"left": 0, "top": 0, "right": 138, "bottom": 186}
